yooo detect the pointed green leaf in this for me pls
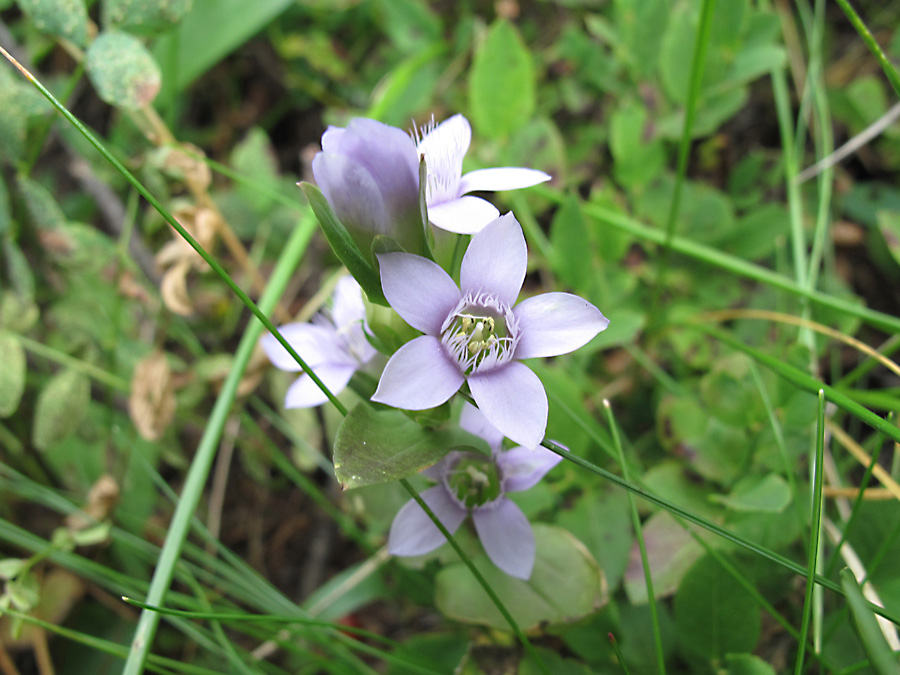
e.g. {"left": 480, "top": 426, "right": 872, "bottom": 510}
{"left": 300, "top": 182, "right": 386, "bottom": 306}
{"left": 469, "top": 20, "right": 534, "bottom": 138}
{"left": 17, "top": 0, "right": 88, "bottom": 45}
{"left": 840, "top": 568, "right": 899, "bottom": 675}
{"left": 86, "top": 31, "right": 162, "bottom": 109}
{"left": 0, "top": 332, "right": 26, "bottom": 418}
{"left": 435, "top": 524, "right": 607, "bottom": 631}
{"left": 550, "top": 195, "right": 592, "bottom": 292}
{"left": 725, "top": 654, "right": 777, "bottom": 675}
{"left": 333, "top": 403, "right": 488, "bottom": 489}
{"left": 32, "top": 369, "right": 91, "bottom": 451}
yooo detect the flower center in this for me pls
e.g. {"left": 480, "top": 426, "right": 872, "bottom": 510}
{"left": 445, "top": 455, "right": 502, "bottom": 508}
{"left": 440, "top": 292, "right": 519, "bottom": 374}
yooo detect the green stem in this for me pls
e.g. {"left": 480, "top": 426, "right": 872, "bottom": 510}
{"left": 833, "top": 0, "right": 900, "bottom": 98}
{"left": 15, "top": 335, "right": 129, "bottom": 391}
{"left": 649, "top": 0, "right": 717, "bottom": 324}
{"left": 605, "top": 401, "right": 665, "bottom": 675}
{"left": 793, "top": 391, "right": 826, "bottom": 674}
{"left": 122, "top": 218, "right": 316, "bottom": 675}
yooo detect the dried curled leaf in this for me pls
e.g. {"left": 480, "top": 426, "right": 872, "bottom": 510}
{"left": 155, "top": 206, "right": 219, "bottom": 315}
{"left": 129, "top": 350, "right": 175, "bottom": 440}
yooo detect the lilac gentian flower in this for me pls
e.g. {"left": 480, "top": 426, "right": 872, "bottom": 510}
{"left": 415, "top": 114, "right": 551, "bottom": 234}
{"left": 389, "top": 404, "right": 563, "bottom": 579}
{"left": 372, "top": 213, "right": 609, "bottom": 448}
{"left": 312, "top": 118, "right": 425, "bottom": 258}
{"left": 261, "top": 276, "right": 376, "bottom": 407}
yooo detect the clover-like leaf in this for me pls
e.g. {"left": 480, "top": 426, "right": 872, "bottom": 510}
{"left": 86, "top": 31, "right": 162, "bottom": 109}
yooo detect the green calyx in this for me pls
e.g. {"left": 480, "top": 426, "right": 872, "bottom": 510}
{"left": 446, "top": 456, "right": 502, "bottom": 508}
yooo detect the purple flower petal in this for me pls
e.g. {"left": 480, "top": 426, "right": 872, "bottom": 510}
{"left": 459, "top": 167, "right": 551, "bottom": 195}
{"left": 284, "top": 363, "right": 357, "bottom": 408}
{"left": 514, "top": 293, "right": 610, "bottom": 359}
{"left": 460, "top": 213, "right": 526, "bottom": 305}
{"left": 261, "top": 323, "right": 351, "bottom": 372}
{"left": 388, "top": 485, "right": 466, "bottom": 557}
{"left": 313, "top": 152, "right": 388, "bottom": 236}
{"left": 320, "top": 125, "right": 344, "bottom": 153}
{"left": 472, "top": 499, "right": 535, "bottom": 579}
{"left": 331, "top": 276, "right": 365, "bottom": 331}
{"left": 372, "top": 335, "right": 464, "bottom": 410}
{"left": 422, "top": 450, "right": 461, "bottom": 481}
{"left": 468, "top": 361, "right": 548, "bottom": 450}
{"left": 498, "top": 446, "right": 563, "bottom": 493}
{"left": 336, "top": 119, "right": 420, "bottom": 201}
{"left": 377, "top": 252, "right": 461, "bottom": 335}
{"left": 459, "top": 403, "right": 504, "bottom": 451}
{"left": 419, "top": 114, "right": 471, "bottom": 195}
{"left": 427, "top": 196, "right": 500, "bottom": 234}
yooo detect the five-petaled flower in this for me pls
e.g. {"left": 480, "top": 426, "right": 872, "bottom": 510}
{"left": 312, "top": 118, "right": 426, "bottom": 260}
{"left": 416, "top": 114, "right": 551, "bottom": 234}
{"left": 389, "top": 404, "right": 563, "bottom": 579}
{"left": 261, "top": 276, "right": 376, "bottom": 407}
{"left": 372, "top": 213, "right": 609, "bottom": 449}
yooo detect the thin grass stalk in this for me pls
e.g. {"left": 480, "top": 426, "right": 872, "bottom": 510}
{"left": 649, "top": 0, "right": 717, "bottom": 324}
{"left": 833, "top": 0, "right": 900, "bottom": 98}
{"left": 548, "top": 193, "right": 900, "bottom": 335}
{"left": 801, "top": 0, "right": 835, "bottom": 297}
{"left": 793, "top": 390, "right": 827, "bottom": 674}
{"left": 121, "top": 219, "right": 316, "bottom": 674}
{"left": 605, "top": 400, "right": 665, "bottom": 675}
{"left": 539, "top": 437, "right": 900, "bottom": 625}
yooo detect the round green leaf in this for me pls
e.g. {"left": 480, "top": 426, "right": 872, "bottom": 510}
{"left": 469, "top": 19, "right": 534, "bottom": 138}
{"left": 674, "top": 554, "right": 760, "bottom": 660}
{"left": 86, "top": 31, "right": 162, "bottom": 109}
{"left": 0, "top": 332, "right": 26, "bottom": 418}
{"left": 32, "top": 369, "right": 90, "bottom": 451}
{"left": 17, "top": 0, "right": 88, "bottom": 46}
{"left": 333, "top": 403, "right": 489, "bottom": 489}
{"left": 435, "top": 524, "right": 607, "bottom": 631}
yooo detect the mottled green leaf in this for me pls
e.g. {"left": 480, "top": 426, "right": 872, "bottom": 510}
{"left": 102, "top": 0, "right": 192, "bottom": 34}
{"left": 0, "top": 332, "right": 26, "bottom": 418}
{"left": 333, "top": 403, "right": 488, "bottom": 489}
{"left": 435, "top": 524, "right": 607, "bottom": 630}
{"left": 624, "top": 511, "right": 703, "bottom": 604}
{"left": 32, "top": 369, "right": 90, "bottom": 451}
{"left": 17, "top": 0, "right": 88, "bottom": 45}
{"left": 17, "top": 175, "right": 67, "bottom": 231}
{"left": 469, "top": 20, "right": 534, "bottom": 138}
{"left": 86, "top": 31, "right": 161, "bottom": 109}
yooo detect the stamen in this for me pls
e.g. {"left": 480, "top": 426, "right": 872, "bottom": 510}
{"left": 440, "top": 292, "right": 520, "bottom": 374}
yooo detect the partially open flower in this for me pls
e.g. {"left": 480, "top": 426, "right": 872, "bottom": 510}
{"left": 312, "top": 118, "right": 425, "bottom": 260}
{"left": 415, "top": 114, "right": 551, "bottom": 234}
{"left": 372, "top": 213, "right": 609, "bottom": 448}
{"left": 261, "top": 276, "right": 376, "bottom": 407}
{"left": 388, "top": 404, "right": 563, "bottom": 579}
